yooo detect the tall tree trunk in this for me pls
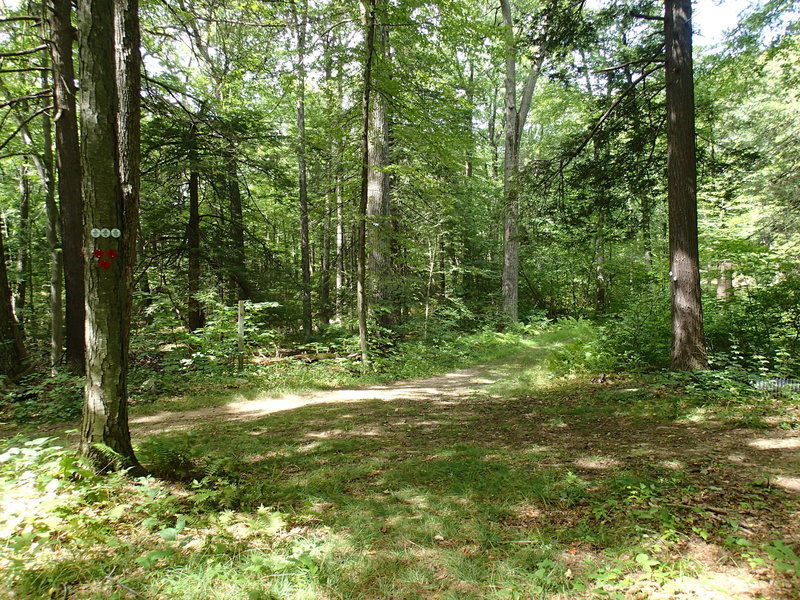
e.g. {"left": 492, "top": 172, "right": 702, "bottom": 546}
{"left": 357, "top": 0, "right": 377, "bottom": 366}
{"left": 79, "top": 0, "right": 142, "bottom": 473}
{"left": 187, "top": 143, "right": 203, "bottom": 331}
{"left": 49, "top": 0, "right": 85, "bottom": 374}
{"left": 39, "top": 46, "right": 65, "bottom": 372}
{"left": 14, "top": 164, "right": 30, "bottom": 324}
{"left": 665, "top": 0, "right": 706, "bottom": 370}
{"left": 500, "top": 0, "right": 520, "bottom": 323}
{"left": 294, "top": 0, "right": 312, "bottom": 339}
{"left": 499, "top": 0, "right": 546, "bottom": 323}
{"left": 0, "top": 213, "right": 28, "bottom": 379}
{"left": 228, "top": 158, "right": 248, "bottom": 301}
{"left": 366, "top": 17, "right": 393, "bottom": 330}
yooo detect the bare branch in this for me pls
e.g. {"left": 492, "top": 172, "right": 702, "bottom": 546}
{"left": 0, "top": 45, "right": 47, "bottom": 58}
{"left": 0, "top": 67, "right": 47, "bottom": 74}
{"left": 543, "top": 64, "right": 665, "bottom": 184}
{"left": 631, "top": 11, "right": 664, "bottom": 22}
{"left": 595, "top": 57, "right": 664, "bottom": 74}
{"left": 0, "top": 16, "right": 40, "bottom": 24}
{"left": 0, "top": 90, "right": 52, "bottom": 109}
{"left": 0, "top": 105, "right": 52, "bottom": 153}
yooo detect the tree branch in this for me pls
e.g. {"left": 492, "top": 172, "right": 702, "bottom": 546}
{"left": 0, "top": 90, "right": 52, "bottom": 109}
{"left": 595, "top": 57, "right": 664, "bottom": 74}
{"left": 0, "top": 45, "right": 47, "bottom": 58}
{"left": 0, "top": 105, "right": 52, "bottom": 153}
{"left": 543, "top": 63, "right": 665, "bottom": 184}
{"left": 631, "top": 11, "right": 664, "bottom": 22}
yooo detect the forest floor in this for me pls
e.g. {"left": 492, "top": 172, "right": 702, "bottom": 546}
{"left": 2, "top": 327, "right": 800, "bottom": 599}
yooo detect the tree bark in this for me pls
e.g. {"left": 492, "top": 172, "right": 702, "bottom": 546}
{"left": 39, "top": 46, "right": 65, "bottom": 372}
{"left": 366, "top": 15, "right": 393, "bottom": 330}
{"left": 357, "top": 0, "right": 377, "bottom": 366}
{"left": 293, "top": 0, "right": 312, "bottom": 339}
{"left": 79, "top": 0, "right": 142, "bottom": 473}
{"left": 499, "top": 0, "right": 548, "bottom": 323}
{"left": 665, "top": 0, "right": 706, "bottom": 370}
{"left": 14, "top": 164, "right": 30, "bottom": 324}
{"left": 227, "top": 158, "right": 249, "bottom": 302}
{"left": 500, "top": 0, "right": 519, "bottom": 323}
{"left": 187, "top": 140, "right": 203, "bottom": 330}
{"left": 49, "top": 0, "right": 85, "bottom": 374}
{"left": 0, "top": 212, "right": 28, "bottom": 380}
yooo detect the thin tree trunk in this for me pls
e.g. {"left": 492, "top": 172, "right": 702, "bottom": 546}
{"left": 79, "top": 0, "right": 142, "bottom": 473}
{"left": 49, "top": 0, "right": 85, "bottom": 374}
{"left": 665, "top": 0, "right": 706, "bottom": 370}
{"left": 294, "top": 0, "right": 312, "bottom": 339}
{"left": 187, "top": 145, "right": 203, "bottom": 330}
{"left": 358, "top": 0, "right": 377, "bottom": 366}
{"left": 595, "top": 209, "right": 606, "bottom": 311}
{"left": 366, "top": 17, "right": 393, "bottom": 330}
{"left": 0, "top": 213, "right": 28, "bottom": 379}
{"left": 14, "top": 164, "right": 30, "bottom": 324}
{"left": 641, "top": 193, "right": 653, "bottom": 269}
{"left": 500, "top": 0, "right": 520, "bottom": 323}
{"left": 39, "top": 46, "right": 64, "bottom": 372}
{"left": 716, "top": 260, "right": 733, "bottom": 300}
{"left": 499, "top": 0, "right": 547, "bottom": 323}
{"left": 228, "top": 159, "right": 248, "bottom": 301}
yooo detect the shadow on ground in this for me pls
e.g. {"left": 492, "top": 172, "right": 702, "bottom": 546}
{"left": 136, "top": 351, "right": 800, "bottom": 599}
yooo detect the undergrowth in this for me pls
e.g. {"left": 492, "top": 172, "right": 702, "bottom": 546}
{"left": 1, "top": 324, "right": 799, "bottom": 599}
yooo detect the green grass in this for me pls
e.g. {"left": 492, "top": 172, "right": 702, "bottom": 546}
{"left": 2, "top": 324, "right": 799, "bottom": 599}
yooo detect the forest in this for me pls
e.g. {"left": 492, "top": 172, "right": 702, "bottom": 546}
{"left": 1, "top": 0, "right": 799, "bottom": 598}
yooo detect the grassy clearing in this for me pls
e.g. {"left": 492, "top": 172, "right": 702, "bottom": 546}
{"left": 2, "top": 324, "right": 800, "bottom": 599}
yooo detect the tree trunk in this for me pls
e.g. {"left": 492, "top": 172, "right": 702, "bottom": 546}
{"left": 716, "top": 260, "right": 733, "bottom": 300}
{"left": 79, "top": 0, "right": 142, "bottom": 473}
{"left": 500, "top": 0, "right": 519, "bottom": 323}
{"left": 366, "top": 17, "right": 393, "bottom": 330}
{"left": 49, "top": 0, "right": 85, "bottom": 375}
{"left": 595, "top": 209, "right": 606, "bottom": 312}
{"left": 665, "top": 0, "right": 706, "bottom": 370}
{"left": 357, "top": 0, "right": 377, "bottom": 366}
{"left": 228, "top": 159, "right": 249, "bottom": 301}
{"left": 14, "top": 164, "right": 30, "bottom": 324}
{"left": 499, "top": 0, "right": 547, "bottom": 323}
{"left": 187, "top": 148, "right": 203, "bottom": 330}
{"left": 39, "top": 47, "right": 65, "bottom": 372}
{"left": 294, "top": 0, "right": 312, "bottom": 339}
{"left": 0, "top": 213, "right": 28, "bottom": 379}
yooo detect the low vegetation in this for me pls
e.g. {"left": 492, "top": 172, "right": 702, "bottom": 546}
{"left": 2, "top": 324, "right": 799, "bottom": 599}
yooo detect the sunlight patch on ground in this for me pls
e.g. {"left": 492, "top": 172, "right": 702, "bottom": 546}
{"left": 774, "top": 475, "right": 800, "bottom": 493}
{"left": 660, "top": 459, "right": 685, "bottom": 470}
{"left": 574, "top": 456, "right": 620, "bottom": 470}
{"left": 748, "top": 436, "right": 800, "bottom": 450}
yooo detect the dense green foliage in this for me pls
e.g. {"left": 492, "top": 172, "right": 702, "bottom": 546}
{"left": 2, "top": 0, "right": 800, "bottom": 597}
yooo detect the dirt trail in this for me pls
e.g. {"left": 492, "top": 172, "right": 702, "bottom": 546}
{"left": 130, "top": 351, "right": 534, "bottom": 437}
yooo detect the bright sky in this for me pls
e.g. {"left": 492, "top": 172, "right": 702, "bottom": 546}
{"left": 693, "top": 0, "right": 753, "bottom": 46}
